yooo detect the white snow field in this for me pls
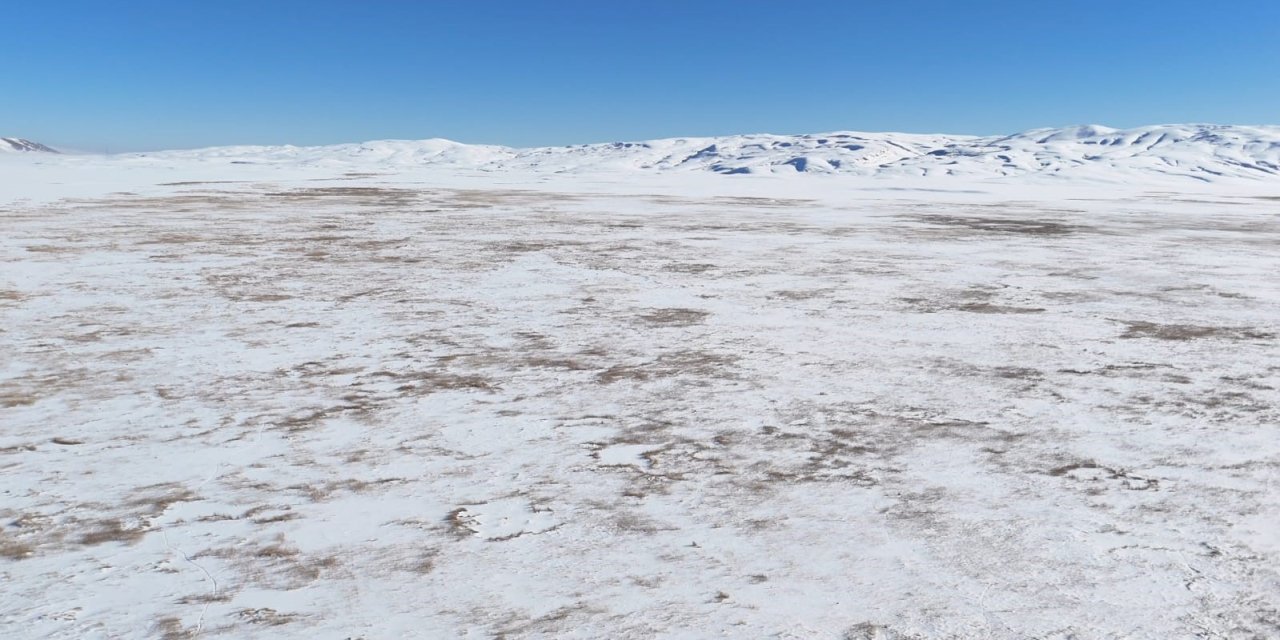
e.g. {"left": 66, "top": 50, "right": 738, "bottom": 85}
{"left": 1, "top": 126, "right": 1279, "bottom": 639}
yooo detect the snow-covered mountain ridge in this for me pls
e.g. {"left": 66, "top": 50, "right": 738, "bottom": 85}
{"left": 155, "top": 124, "right": 1280, "bottom": 182}
{"left": 1, "top": 137, "right": 58, "bottom": 153}
{"left": 11, "top": 124, "right": 1280, "bottom": 182}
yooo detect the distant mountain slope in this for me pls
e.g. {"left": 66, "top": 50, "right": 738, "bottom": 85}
{"left": 1, "top": 137, "right": 58, "bottom": 153}
{"left": 36, "top": 124, "right": 1280, "bottom": 183}
{"left": 489, "top": 124, "right": 1280, "bottom": 181}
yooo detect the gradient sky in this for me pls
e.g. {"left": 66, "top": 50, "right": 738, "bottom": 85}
{"left": 4, "top": 0, "right": 1278, "bottom": 151}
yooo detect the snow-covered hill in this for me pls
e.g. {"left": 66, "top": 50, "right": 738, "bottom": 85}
{"left": 1, "top": 137, "right": 58, "bottom": 153}
{"left": 119, "top": 123, "right": 1277, "bottom": 183}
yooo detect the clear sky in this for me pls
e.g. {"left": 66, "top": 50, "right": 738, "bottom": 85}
{"left": 4, "top": 0, "right": 1278, "bottom": 151}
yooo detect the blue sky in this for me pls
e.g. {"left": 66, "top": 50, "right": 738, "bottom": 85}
{"left": 3, "top": 1, "right": 1278, "bottom": 151}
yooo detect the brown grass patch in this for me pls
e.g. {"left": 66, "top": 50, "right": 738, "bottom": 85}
{"left": 445, "top": 507, "right": 478, "bottom": 538}
{"left": 524, "top": 356, "right": 593, "bottom": 371}
{"left": 370, "top": 370, "right": 495, "bottom": 394}
{"left": 909, "top": 214, "right": 1090, "bottom": 236}
{"left": 288, "top": 477, "right": 403, "bottom": 502}
{"left": 1048, "top": 461, "right": 1159, "bottom": 490}
{"left": 1119, "top": 321, "right": 1274, "bottom": 341}
{"left": 769, "top": 289, "right": 832, "bottom": 300}
{"left": 957, "top": 302, "right": 1045, "bottom": 314}
{"left": 1, "top": 391, "right": 38, "bottom": 407}
{"left": 597, "top": 350, "right": 736, "bottom": 384}
{"left": 136, "top": 233, "right": 205, "bottom": 245}
{"left": 237, "top": 608, "right": 300, "bottom": 626}
{"left": 77, "top": 518, "right": 149, "bottom": 546}
{"left": 663, "top": 262, "right": 718, "bottom": 274}
{"left": 992, "top": 366, "right": 1042, "bottom": 380}
{"left": 0, "top": 533, "right": 35, "bottom": 559}
{"left": 153, "top": 616, "right": 196, "bottom": 640}
{"left": 636, "top": 308, "right": 711, "bottom": 327}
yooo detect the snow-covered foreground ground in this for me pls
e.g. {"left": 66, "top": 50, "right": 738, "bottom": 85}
{"left": 2, "top": 165, "right": 1278, "bottom": 638}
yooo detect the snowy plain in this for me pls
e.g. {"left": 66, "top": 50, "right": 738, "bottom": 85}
{"left": 1, "top": 126, "right": 1279, "bottom": 638}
